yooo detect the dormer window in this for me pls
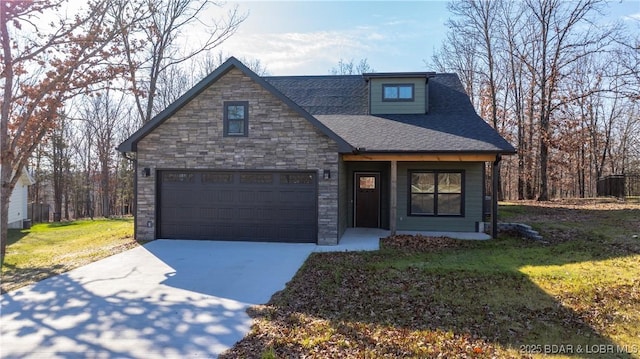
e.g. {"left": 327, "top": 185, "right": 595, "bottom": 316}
{"left": 382, "top": 84, "right": 414, "bottom": 102}
{"left": 364, "top": 74, "right": 430, "bottom": 114}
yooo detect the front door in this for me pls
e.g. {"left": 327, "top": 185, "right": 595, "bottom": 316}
{"left": 354, "top": 172, "right": 380, "bottom": 228}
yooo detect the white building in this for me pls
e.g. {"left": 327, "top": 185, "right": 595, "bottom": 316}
{"left": 3, "top": 167, "right": 35, "bottom": 229}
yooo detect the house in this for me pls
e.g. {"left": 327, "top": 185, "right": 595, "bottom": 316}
{"left": 118, "top": 57, "right": 515, "bottom": 245}
{"left": 4, "top": 167, "right": 35, "bottom": 229}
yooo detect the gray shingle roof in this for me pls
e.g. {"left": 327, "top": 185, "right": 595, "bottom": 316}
{"left": 314, "top": 114, "right": 513, "bottom": 152}
{"left": 118, "top": 57, "right": 514, "bottom": 154}
{"left": 264, "top": 76, "right": 368, "bottom": 115}
{"left": 267, "top": 73, "right": 515, "bottom": 153}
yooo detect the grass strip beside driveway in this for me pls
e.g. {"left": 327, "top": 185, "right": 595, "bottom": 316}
{"left": 1, "top": 218, "right": 136, "bottom": 294}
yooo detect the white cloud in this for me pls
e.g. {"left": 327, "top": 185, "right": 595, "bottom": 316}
{"left": 383, "top": 19, "right": 413, "bottom": 27}
{"left": 219, "top": 28, "right": 386, "bottom": 75}
{"left": 623, "top": 12, "right": 640, "bottom": 21}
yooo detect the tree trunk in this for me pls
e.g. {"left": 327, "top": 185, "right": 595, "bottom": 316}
{"left": 538, "top": 122, "right": 550, "bottom": 201}
{"left": 52, "top": 130, "right": 64, "bottom": 222}
{"left": 101, "top": 161, "right": 110, "bottom": 218}
{"left": 0, "top": 169, "right": 11, "bottom": 262}
{"left": 1, "top": 0, "right": 13, "bottom": 261}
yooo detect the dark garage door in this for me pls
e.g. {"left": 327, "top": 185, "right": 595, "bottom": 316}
{"left": 158, "top": 170, "right": 317, "bottom": 242}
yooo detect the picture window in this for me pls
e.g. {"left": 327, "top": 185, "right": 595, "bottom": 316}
{"left": 409, "top": 171, "right": 464, "bottom": 216}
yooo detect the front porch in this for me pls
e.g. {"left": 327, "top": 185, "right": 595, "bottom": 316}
{"left": 315, "top": 228, "right": 491, "bottom": 252}
{"left": 339, "top": 154, "right": 502, "bottom": 238}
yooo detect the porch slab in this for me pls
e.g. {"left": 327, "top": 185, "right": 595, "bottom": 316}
{"left": 314, "top": 228, "right": 387, "bottom": 252}
{"left": 322, "top": 228, "right": 491, "bottom": 252}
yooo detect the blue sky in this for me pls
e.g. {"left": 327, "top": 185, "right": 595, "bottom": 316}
{"left": 210, "top": 0, "right": 640, "bottom": 76}
{"left": 214, "top": 1, "right": 450, "bottom": 75}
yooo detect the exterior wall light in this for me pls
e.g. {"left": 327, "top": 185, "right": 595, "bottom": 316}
{"left": 323, "top": 169, "right": 331, "bottom": 180}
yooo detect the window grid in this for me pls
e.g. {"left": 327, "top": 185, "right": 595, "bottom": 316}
{"left": 223, "top": 101, "right": 249, "bottom": 137}
{"left": 382, "top": 84, "right": 415, "bottom": 102}
{"left": 409, "top": 170, "right": 464, "bottom": 217}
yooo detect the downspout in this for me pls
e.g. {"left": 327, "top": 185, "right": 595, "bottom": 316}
{"left": 491, "top": 154, "right": 502, "bottom": 239}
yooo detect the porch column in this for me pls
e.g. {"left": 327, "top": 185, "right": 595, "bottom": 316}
{"left": 390, "top": 160, "right": 397, "bottom": 235}
{"left": 491, "top": 155, "right": 502, "bottom": 239}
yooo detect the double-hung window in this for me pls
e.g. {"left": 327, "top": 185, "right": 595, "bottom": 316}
{"left": 382, "top": 84, "right": 414, "bottom": 101}
{"left": 409, "top": 171, "right": 464, "bottom": 216}
{"left": 224, "top": 101, "right": 248, "bottom": 136}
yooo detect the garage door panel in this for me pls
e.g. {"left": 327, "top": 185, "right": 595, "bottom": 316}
{"left": 278, "top": 225, "right": 315, "bottom": 240}
{"left": 213, "top": 224, "right": 235, "bottom": 239}
{"left": 236, "top": 206, "right": 256, "bottom": 221}
{"left": 237, "top": 189, "right": 275, "bottom": 204}
{"left": 162, "top": 224, "right": 195, "bottom": 239}
{"left": 202, "top": 189, "right": 234, "bottom": 203}
{"left": 164, "top": 189, "right": 193, "bottom": 203}
{"left": 255, "top": 207, "right": 278, "bottom": 221}
{"left": 235, "top": 224, "right": 270, "bottom": 240}
{"left": 281, "top": 189, "right": 315, "bottom": 202}
{"left": 198, "top": 207, "right": 232, "bottom": 221}
{"left": 159, "top": 170, "right": 317, "bottom": 242}
{"left": 276, "top": 189, "right": 303, "bottom": 202}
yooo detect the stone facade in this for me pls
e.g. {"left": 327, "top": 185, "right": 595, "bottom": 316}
{"left": 136, "top": 68, "right": 340, "bottom": 244}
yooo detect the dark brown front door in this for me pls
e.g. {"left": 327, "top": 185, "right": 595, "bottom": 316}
{"left": 355, "top": 172, "right": 380, "bottom": 228}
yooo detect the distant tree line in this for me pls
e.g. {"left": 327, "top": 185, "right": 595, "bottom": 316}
{"left": 0, "top": 0, "right": 254, "bottom": 259}
{"left": 430, "top": 0, "right": 639, "bottom": 201}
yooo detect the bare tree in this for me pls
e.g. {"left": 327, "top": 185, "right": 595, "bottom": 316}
{"left": 154, "top": 64, "right": 193, "bottom": 112}
{"left": 116, "top": 0, "right": 247, "bottom": 124}
{"left": 615, "top": 104, "right": 640, "bottom": 174}
{"left": 614, "top": 17, "right": 640, "bottom": 101}
{"left": 77, "top": 90, "right": 129, "bottom": 217}
{"left": 498, "top": 0, "right": 534, "bottom": 199}
{"left": 49, "top": 115, "right": 74, "bottom": 221}
{"left": 429, "top": 27, "right": 480, "bottom": 108}
{"left": 0, "top": 0, "right": 138, "bottom": 260}
{"left": 429, "top": 0, "right": 631, "bottom": 200}
{"left": 523, "top": 0, "right": 613, "bottom": 200}
{"left": 329, "top": 58, "right": 374, "bottom": 75}
{"left": 445, "top": 0, "right": 508, "bottom": 199}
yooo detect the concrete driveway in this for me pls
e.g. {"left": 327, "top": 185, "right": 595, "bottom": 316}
{"left": 0, "top": 240, "right": 320, "bottom": 359}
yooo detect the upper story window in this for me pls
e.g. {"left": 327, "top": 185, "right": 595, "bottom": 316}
{"left": 382, "top": 84, "right": 414, "bottom": 102}
{"left": 224, "top": 101, "right": 248, "bottom": 136}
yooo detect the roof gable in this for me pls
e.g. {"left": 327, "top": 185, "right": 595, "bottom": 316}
{"left": 0, "top": 166, "right": 35, "bottom": 186}
{"left": 118, "top": 57, "right": 353, "bottom": 153}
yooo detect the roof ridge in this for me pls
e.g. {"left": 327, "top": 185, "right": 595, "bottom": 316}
{"left": 264, "top": 75, "right": 364, "bottom": 79}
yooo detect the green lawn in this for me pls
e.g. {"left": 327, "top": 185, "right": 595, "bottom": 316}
{"left": 3, "top": 203, "right": 639, "bottom": 358}
{"left": 223, "top": 201, "right": 640, "bottom": 358}
{"left": 1, "top": 218, "right": 137, "bottom": 293}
